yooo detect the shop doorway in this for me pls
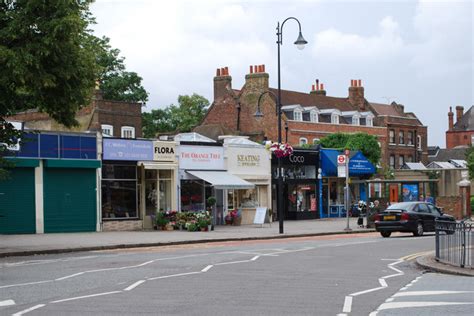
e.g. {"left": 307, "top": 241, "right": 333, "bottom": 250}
{"left": 389, "top": 184, "right": 399, "bottom": 203}
{"left": 145, "top": 169, "right": 173, "bottom": 217}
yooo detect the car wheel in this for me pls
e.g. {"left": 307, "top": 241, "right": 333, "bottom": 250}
{"left": 380, "top": 231, "right": 391, "bottom": 238}
{"left": 413, "top": 223, "right": 424, "bottom": 237}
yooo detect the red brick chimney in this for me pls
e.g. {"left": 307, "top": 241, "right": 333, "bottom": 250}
{"left": 448, "top": 106, "right": 454, "bottom": 130}
{"left": 348, "top": 79, "right": 365, "bottom": 110}
{"left": 456, "top": 105, "right": 464, "bottom": 124}
{"left": 310, "top": 79, "right": 326, "bottom": 96}
{"left": 213, "top": 66, "right": 232, "bottom": 101}
{"left": 245, "top": 64, "right": 269, "bottom": 93}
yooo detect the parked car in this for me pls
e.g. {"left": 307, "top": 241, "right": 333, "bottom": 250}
{"left": 374, "top": 202, "right": 455, "bottom": 238}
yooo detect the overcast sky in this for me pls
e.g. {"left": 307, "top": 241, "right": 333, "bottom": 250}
{"left": 91, "top": 0, "right": 473, "bottom": 147}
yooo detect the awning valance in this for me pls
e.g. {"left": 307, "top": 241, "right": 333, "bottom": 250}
{"left": 138, "top": 162, "right": 177, "bottom": 170}
{"left": 186, "top": 170, "right": 255, "bottom": 190}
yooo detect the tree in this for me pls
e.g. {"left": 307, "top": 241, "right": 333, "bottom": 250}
{"left": 94, "top": 36, "right": 148, "bottom": 103}
{"left": 467, "top": 150, "right": 474, "bottom": 180}
{"left": 141, "top": 94, "right": 209, "bottom": 137}
{"left": 319, "top": 132, "right": 381, "bottom": 165}
{"left": 1, "top": 0, "right": 98, "bottom": 177}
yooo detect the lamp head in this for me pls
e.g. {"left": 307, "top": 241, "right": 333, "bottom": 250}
{"left": 254, "top": 107, "right": 264, "bottom": 119}
{"left": 294, "top": 31, "right": 308, "bottom": 50}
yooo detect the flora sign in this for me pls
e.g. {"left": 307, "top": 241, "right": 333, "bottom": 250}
{"left": 153, "top": 141, "right": 176, "bottom": 162}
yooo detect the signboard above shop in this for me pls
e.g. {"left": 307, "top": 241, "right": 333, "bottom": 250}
{"left": 153, "top": 141, "right": 176, "bottom": 162}
{"left": 103, "top": 139, "right": 153, "bottom": 161}
{"left": 273, "top": 149, "right": 319, "bottom": 166}
{"left": 179, "top": 145, "right": 224, "bottom": 170}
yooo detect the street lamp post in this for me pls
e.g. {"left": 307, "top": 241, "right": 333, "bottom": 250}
{"left": 255, "top": 17, "right": 307, "bottom": 234}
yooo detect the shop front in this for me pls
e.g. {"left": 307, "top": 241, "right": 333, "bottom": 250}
{"left": 320, "top": 149, "right": 376, "bottom": 217}
{"left": 271, "top": 148, "right": 320, "bottom": 220}
{"left": 1, "top": 131, "right": 100, "bottom": 234}
{"left": 178, "top": 140, "right": 254, "bottom": 225}
{"left": 102, "top": 139, "right": 178, "bottom": 231}
{"left": 223, "top": 137, "right": 272, "bottom": 225}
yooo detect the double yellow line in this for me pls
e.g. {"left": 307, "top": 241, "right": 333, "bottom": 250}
{"left": 400, "top": 250, "right": 434, "bottom": 261}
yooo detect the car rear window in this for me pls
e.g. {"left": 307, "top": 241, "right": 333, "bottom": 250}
{"left": 387, "top": 202, "right": 415, "bottom": 211}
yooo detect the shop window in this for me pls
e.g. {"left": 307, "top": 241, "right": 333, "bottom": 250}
{"left": 238, "top": 188, "right": 259, "bottom": 208}
{"left": 389, "top": 130, "right": 395, "bottom": 144}
{"left": 101, "top": 124, "right": 113, "bottom": 137}
{"left": 293, "top": 110, "right": 302, "bottom": 121}
{"left": 407, "top": 131, "right": 414, "bottom": 145}
{"left": 399, "top": 131, "right": 404, "bottom": 144}
{"left": 389, "top": 155, "right": 395, "bottom": 169}
{"left": 102, "top": 163, "right": 137, "bottom": 219}
{"left": 181, "top": 180, "right": 204, "bottom": 211}
{"left": 121, "top": 126, "right": 135, "bottom": 139}
{"left": 310, "top": 111, "right": 318, "bottom": 123}
{"left": 299, "top": 138, "right": 308, "bottom": 146}
{"left": 331, "top": 113, "right": 339, "bottom": 124}
{"left": 227, "top": 190, "right": 235, "bottom": 210}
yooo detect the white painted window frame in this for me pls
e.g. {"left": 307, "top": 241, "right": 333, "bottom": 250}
{"left": 101, "top": 124, "right": 114, "bottom": 137}
{"left": 121, "top": 126, "right": 135, "bottom": 139}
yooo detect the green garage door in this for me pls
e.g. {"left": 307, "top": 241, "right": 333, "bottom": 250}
{"left": 0, "top": 167, "right": 36, "bottom": 234}
{"left": 44, "top": 167, "right": 97, "bottom": 233}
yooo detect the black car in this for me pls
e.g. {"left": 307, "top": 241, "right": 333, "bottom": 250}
{"left": 374, "top": 201, "right": 455, "bottom": 238}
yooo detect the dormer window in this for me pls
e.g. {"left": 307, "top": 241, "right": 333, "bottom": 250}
{"left": 310, "top": 111, "right": 318, "bottom": 123}
{"left": 352, "top": 115, "right": 360, "bottom": 126}
{"left": 293, "top": 109, "right": 302, "bottom": 121}
{"left": 331, "top": 113, "right": 339, "bottom": 124}
{"left": 366, "top": 117, "right": 373, "bottom": 127}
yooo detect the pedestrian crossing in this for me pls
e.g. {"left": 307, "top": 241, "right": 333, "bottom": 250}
{"left": 370, "top": 273, "right": 474, "bottom": 315}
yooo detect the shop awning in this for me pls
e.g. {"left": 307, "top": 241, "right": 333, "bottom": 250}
{"left": 321, "top": 149, "right": 375, "bottom": 177}
{"left": 138, "top": 162, "right": 177, "bottom": 170}
{"left": 186, "top": 170, "right": 255, "bottom": 190}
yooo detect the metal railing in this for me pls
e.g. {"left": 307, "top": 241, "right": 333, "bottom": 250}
{"left": 435, "top": 220, "right": 473, "bottom": 269}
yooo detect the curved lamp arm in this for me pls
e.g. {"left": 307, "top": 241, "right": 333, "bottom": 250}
{"left": 278, "top": 17, "right": 307, "bottom": 48}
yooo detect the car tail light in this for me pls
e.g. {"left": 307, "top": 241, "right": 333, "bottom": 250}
{"left": 375, "top": 214, "right": 381, "bottom": 221}
{"left": 401, "top": 212, "right": 410, "bottom": 221}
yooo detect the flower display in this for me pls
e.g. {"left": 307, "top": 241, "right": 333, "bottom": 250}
{"left": 269, "top": 142, "right": 293, "bottom": 158}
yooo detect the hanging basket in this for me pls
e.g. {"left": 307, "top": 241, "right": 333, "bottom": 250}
{"left": 269, "top": 142, "right": 293, "bottom": 158}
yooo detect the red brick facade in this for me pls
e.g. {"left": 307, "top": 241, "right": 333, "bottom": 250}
{"left": 446, "top": 106, "right": 473, "bottom": 149}
{"left": 198, "top": 65, "right": 428, "bottom": 169}
{"left": 7, "top": 90, "right": 142, "bottom": 138}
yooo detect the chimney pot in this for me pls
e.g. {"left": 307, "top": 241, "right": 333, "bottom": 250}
{"left": 254, "top": 65, "right": 257, "bottom": 73}
{"left": 216, "top": 68, "right": 221, "bottom": 77}
{"left": 455, "top": 105, "right": 464, "bottom": 123}
{"left": 312, "top": 84, "right": 315, "bottom": 91}
{"left": 225, "top": 67, "right": 229, "bottom": 75}
{"left": 262, "top": 64, "right": 265, "bottom": 72}
{"left": 250, "top": 65, "right": 253, "bottom": 74}
{"left": 320, "top": 83, "right": 324, "bottom": 90}
{"left": 358, "top": 79, "right": 362, "bottom": 87}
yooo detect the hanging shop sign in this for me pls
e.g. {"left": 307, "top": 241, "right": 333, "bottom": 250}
{"left": 153, "top": 141, "right": 176, "bottom": 162}
{"left": 179, "top": 145, "right": 224, "bottom": 170}
{"left": 103, "top": 139, "right": 153, "bottom": 161}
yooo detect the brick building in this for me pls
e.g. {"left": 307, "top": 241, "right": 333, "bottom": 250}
{"left": 446, "top": 105, "right": 474, "bottom": 149}
{"left": 196, "top": 65, "right": 428, "bottom": 169}
{"left": 8, "top": 90, "right": 142, "bottom": 138}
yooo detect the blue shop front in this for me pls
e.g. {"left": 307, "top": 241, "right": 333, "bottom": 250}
{"left": 320, "top": 149, "right": 376, "bottom": 217}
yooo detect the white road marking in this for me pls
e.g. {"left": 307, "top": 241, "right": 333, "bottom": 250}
{"left": 250, "top": 256, "right": 260, "bottom": 261}
{"left": 394, "top": 290, "right": 474, "bottom": 297}
{"left": 201, "top": 265, "right": 213, "bottom": 272}
{"left": 385, "top": 298, "right": 394, "bottom": 302}
{"left": 12, "top": 304, "right": 45, "bottom": 316}
{"left": 55, "top": 272, "right": 84, "bottom": 281}
{"left": 351, "top": 286, "right": 386, "bottom": 296}
{"left": 1, "top": 256, "right": 98, "bottom": 268}
{"left": 147, "top": 271, "right": 201, "bottom": 280}
{"left": 50, "top": 291, "right": 122, "bottom": 304}
{"left": 0, "top": 299, "right": 15, "bottom": 307}
{"left": 124, "top": 280, "right": 146, "bottom": 291}
{"left": 342, "top": 296, "right": 353, "bottom": 313}
{"left": 215, "top": 260, "right": 252, "bottom": 265}
{"left": 377, "top": 301, "right": 474, "bottom": 310}
{"left": 0, "top": 280, "right": 53, "bottom": 289}
{"left": 379, "top": 279, "right": 388, "bottom": 287}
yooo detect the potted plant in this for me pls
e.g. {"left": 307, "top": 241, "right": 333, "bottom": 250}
{"left": 230, "top": 209, "right": 242, "bottom": 226}
{"left": 155, "top": 211, "right": 169, "bottom": 230}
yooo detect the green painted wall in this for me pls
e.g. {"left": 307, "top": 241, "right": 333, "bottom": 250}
{"left": 43, "top": 168, "right": 96, "bottom": 233}
{"left": 0, "top": 168, "right": 36, "bottom": 234}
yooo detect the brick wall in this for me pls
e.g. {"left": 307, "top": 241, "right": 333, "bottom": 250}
{"left": 436, "top": 196, "right": 463, "bottom": 219}
{"left": 446, "top": 130, "right": 474, "bottom": 149}
{"left": 103, "top": 220, "right": 143, "bottom": 231}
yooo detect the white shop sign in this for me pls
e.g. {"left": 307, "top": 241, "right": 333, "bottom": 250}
{"left": 226, "top": 147, "right": 270, "bottom": 176}
{"left": 179, "top": 145, "right": 224, "bottom": 170}
{"left": 153, "top": 141, "right": 176, "bottom": 162}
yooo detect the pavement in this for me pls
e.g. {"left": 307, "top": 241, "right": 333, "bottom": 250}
{"left": 1, "top": 217, "right": 472, "bottom": 277}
